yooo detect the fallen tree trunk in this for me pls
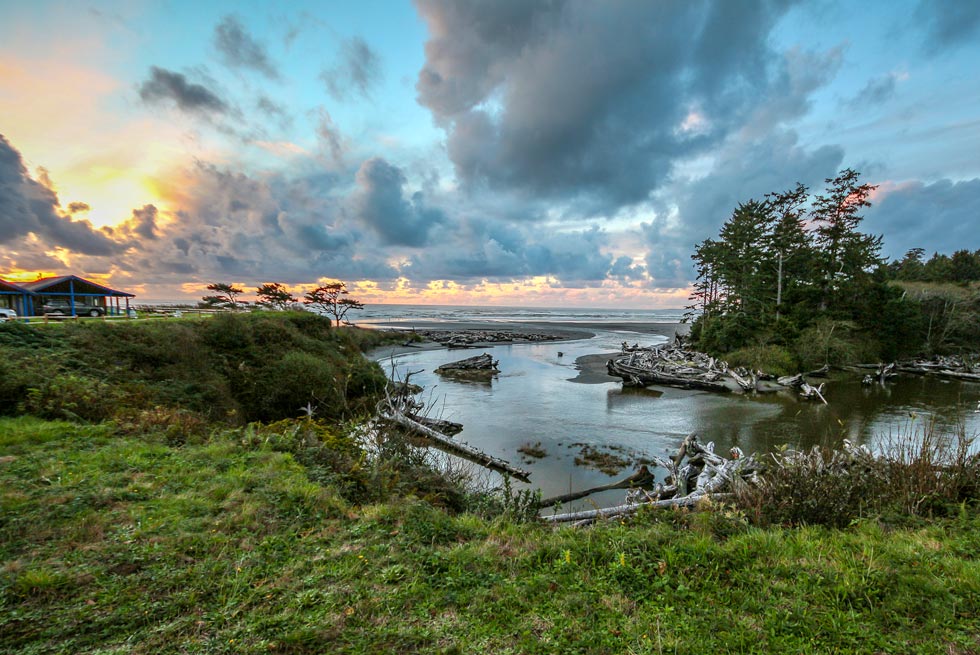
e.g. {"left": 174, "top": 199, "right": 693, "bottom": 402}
{"left": 406, "top": 413, "right": 464, "bottom": 436}
{"left": 539, "top": 466, "right": 655, "bottom": 508}
{"left": 542, "top": 493, "right": 734, "bottom": 523}
{"left": 385, "top": 411, "right": 531, "bottom": 481}
{"left": 936, "top": 369, "right": 980, "bottom": 382}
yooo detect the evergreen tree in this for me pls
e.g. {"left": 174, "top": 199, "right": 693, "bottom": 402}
{"left": 809, "top": 169, "right": 881, "bottom": 314}
{"left": 715, "top": 200, "right": 770, "bottom": 314}
{"left": 202, "top": 283, "right": 244, "bottom": 309}
{"left": 893, "top": 248, "right": 926, "bottom": 281}
{"left": 764, "top": 183, "right": 814, "bottom": 319}
{"left": 256, "top": 282, "right": 297, "bottom": 310}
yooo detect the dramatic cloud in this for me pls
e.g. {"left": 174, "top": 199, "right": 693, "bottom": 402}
{"left": 415, "top": 0, "right": 801, "bottom": 212}
{"left": 67, "top": 201, "right": 91, "bottom": 213}
{"left": 351, "top": 158, "right": 445, "bottom": 246}
{"left": 866, "top": 178, "right": 980, "bottom": 258}
{"left": 0, "top": 134, "right": 122, "bottom": 256}
{"left": 105, "top": 160, "right": 400, "bottom": 288}
{"left": 321, "top": 36, "right": 382, "bottom": 100}
{"left": 214, "top": 15, "right": 280, "bottom": 79}
{"left": 128, "top": 204, "right": 159, "bottom": 241}
{"left": 139, "top": 66, "right": 229, "bottom": 115}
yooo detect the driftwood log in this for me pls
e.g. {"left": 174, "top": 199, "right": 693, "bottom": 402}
{"left": 539, "top": 466, "right": 656, "bottom": 509}
{"left": 435, "top": 352, "right": 499, "bottom": 375}
{"left": 414, "top": 329, "right": 564, "bottom": 348}
{"left": 858, "top": 355, "right": 980, "bottom": 384}
{"left": 385, "top": 412, "right": 530, "bottom": 480}
{"left": 378, "top": 374, "right": 524, "bottom": 477}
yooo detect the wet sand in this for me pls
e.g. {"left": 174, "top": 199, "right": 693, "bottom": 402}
{"left": 568, "top": 352, "right": 621, "bottom": 384}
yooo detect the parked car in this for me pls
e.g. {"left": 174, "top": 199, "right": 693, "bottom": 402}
{"left": 0, "top": 307, "right": 16, "bottom": 321}
{"left": 42, "top": 299, "right": 106, "bottom": 317}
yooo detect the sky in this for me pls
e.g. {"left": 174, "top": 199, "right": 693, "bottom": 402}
{"left": 1, "top": 0, "right": 978, "bottom": 307}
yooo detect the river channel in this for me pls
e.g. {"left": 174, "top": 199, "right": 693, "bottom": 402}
{"left": 380, "top": 329, "right": 980, "bottom": 507}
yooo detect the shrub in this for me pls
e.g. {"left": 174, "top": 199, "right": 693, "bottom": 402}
{"left": 114, "top": 406, "right": 212, "bottom": 445}
{"left": 724, "top": 345, "right": 797, "bottom": 376}
{"left": 23, "top": 374, "right": 118, "bottom": 422}
{"left": 738, "top": 427, "right": 980, "bottom": 527}
{"left": 794, "top": 319, "right": 878, "bottom": 369}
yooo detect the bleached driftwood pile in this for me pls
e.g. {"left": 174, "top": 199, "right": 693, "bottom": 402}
{"left": 415, "top": 329, "right": 564, "bottom": 349}
{"left": 543, "top": 433, "right": 759, "bottom": 525}
{"left": 607, "top": 342, "right": 833, "bottom": 402}
{"left": 894, "top": 355, "right": 980, "bottom": 383}
{"left": 607, "top": 343, "right": 746, "bottom": 392}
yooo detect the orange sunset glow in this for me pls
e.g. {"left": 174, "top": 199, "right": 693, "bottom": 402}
{"left": 2, "top": 2, "right": 978, "bottom": 308}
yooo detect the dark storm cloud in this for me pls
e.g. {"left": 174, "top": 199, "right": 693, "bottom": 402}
{"left": 139, "top": 67, "right": 229, "bottom": 115}
{"left": 915, "top": 0, "right": 980, "bottom": 53}
{"left": 321, "top": 36, "right": 382, "bottom": 101}
{"left": 0, "top": 134, "right": 122, "bottom": 256}
{"left": 865, "top": 178, "right": 980, "bottom": 259}
{"left": 214, "top": 15, "right": 280, "bottom": 79}
{"left": 351, "top": 158, "right": 446, "bottom": 246}
{"left": 847, "top": 74, "right": 897, "bottom": 109}
{"left": 415, "top": 0, "right": 799, "bottom": 211}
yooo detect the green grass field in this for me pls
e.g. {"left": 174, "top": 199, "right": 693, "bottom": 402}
{"left": 3, "top": 416, "right": 979, "bottom": 655}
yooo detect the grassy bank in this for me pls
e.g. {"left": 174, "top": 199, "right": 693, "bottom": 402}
{"left": 2, "top": 417, "right": 979, "bottom": 654}
{"left": 3, "top": 314, "right": 979, "bottom": 653}
{"left": 0, "top": 312, "right": 398, "bottom": 425}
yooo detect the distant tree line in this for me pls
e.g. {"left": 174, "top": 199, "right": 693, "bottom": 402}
{"left": 887, "top": 248, "right": 980, "bottom": 284}
{"left": 688, "top": 169, "right": 979, "bottom": 367}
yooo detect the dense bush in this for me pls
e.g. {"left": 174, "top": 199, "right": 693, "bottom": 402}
{"left": 723, "top": 345, "right": 797, "bottom": 376}
{"left": 0, "top": 313, "right": 397, "bottom": 425}
{"left": 738, "top": 428, "right": 980, "bottom": 527}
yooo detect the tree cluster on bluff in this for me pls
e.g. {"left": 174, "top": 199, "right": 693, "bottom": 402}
{"left": 688, "top": 169, "right": 979, "bottom": 361}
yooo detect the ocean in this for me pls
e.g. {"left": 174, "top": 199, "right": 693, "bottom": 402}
{"left": 356, "top": 303, "right": 688, "bottom": 327}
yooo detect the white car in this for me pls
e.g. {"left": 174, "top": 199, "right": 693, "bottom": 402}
{"left": 0, "top": 308, "right": 17, "bottom": 321}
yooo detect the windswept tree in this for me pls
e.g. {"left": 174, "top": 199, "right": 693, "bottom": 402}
{"left": 202, "top": 283, "right": 244, "bottom": 309}
{"left": 303, "top": 282, "right": 365, "bottom": 326}
{"left": 256, "top": 282, "right": 297, "bottom": 310}
{"left": 810, "top": 168, "right": 881, "bottom": 312}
